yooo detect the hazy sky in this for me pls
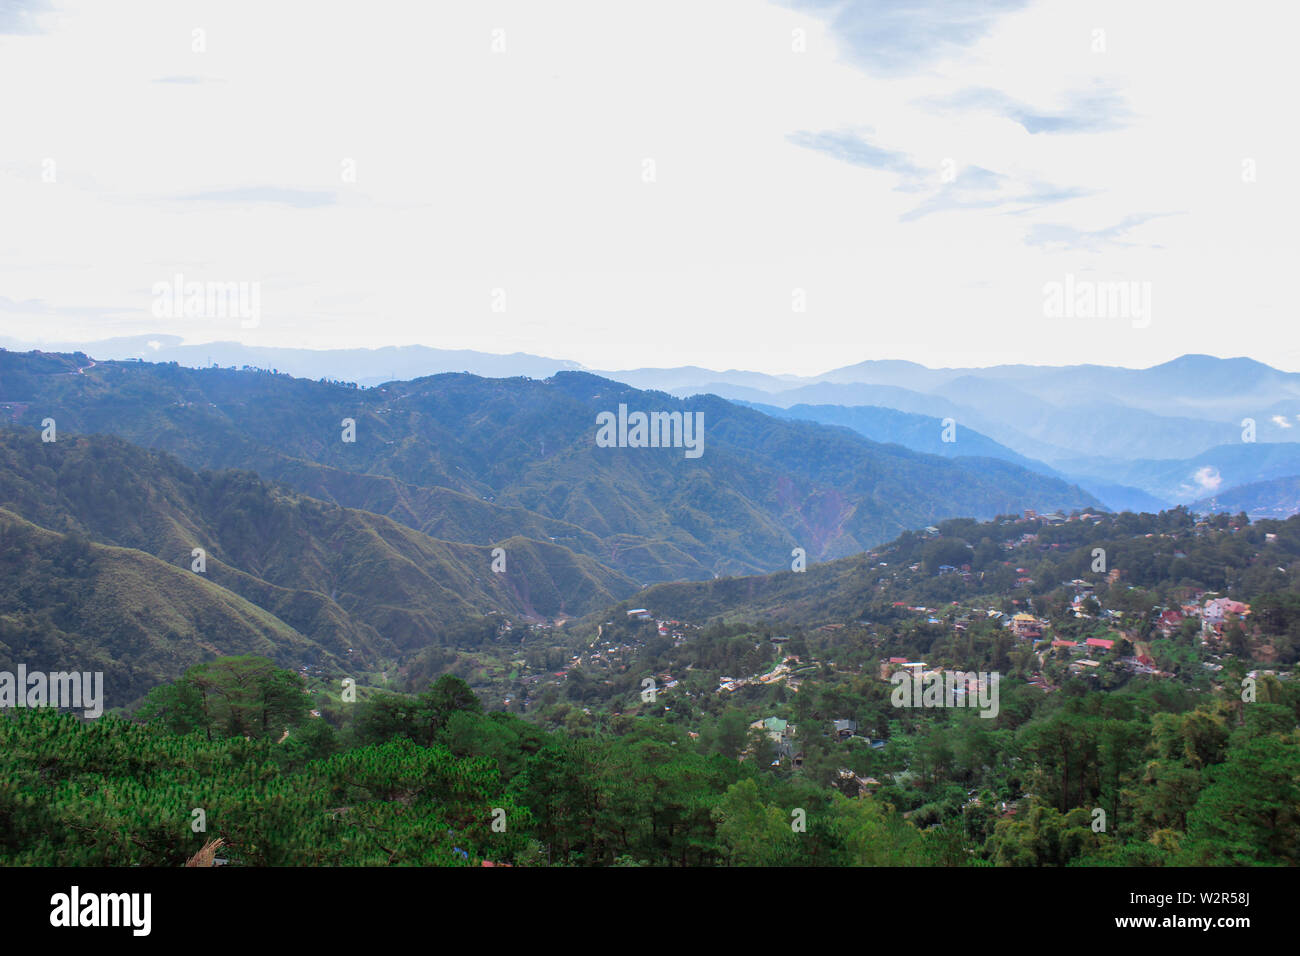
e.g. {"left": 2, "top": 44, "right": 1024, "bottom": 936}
{"left": 1, "top": 0, "right": 1296, "bottom": 375}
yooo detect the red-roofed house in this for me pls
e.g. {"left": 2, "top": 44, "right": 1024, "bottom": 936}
{"left": 1156, "top": 609, "right": 1185, "bottom": 635}
{"left": 1204, "top": 598, "right": 1251, "bottom": 626}
{"left": 1085, "top": 637, "right": 1115, "bottom": 651}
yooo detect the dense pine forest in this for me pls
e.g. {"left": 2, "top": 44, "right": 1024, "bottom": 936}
{"left": 2, "top": 664, "right": 1294, "bottom": 866}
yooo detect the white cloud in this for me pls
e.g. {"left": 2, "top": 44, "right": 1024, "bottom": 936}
{"left": 0, "top": 0, "right": 1297, "bottom": 374}
{"left": 1193, "top": 466, "right": 1223, "bottom": 492}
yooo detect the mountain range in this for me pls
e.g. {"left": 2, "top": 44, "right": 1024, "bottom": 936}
{"left": 4, "top": 341, "right": 1299, "bottom": 707}
{"left": 0, "top": 427, "right": 640, "bottom": 705}
{"left": 0, "top": 350, "right": 1097, "bottom": 580}
{"left": 6, "top": 337, "right": 1296, "bottom": 516}
{"left": 0, "top": 346, "right": 1114, "bottom": 702}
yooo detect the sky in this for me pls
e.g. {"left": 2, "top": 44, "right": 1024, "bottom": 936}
{"left": 1, "top": 0, "right": 1297, "bottom": 376}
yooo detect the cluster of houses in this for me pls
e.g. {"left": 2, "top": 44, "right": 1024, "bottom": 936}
{"left": 624, "top": 609, "right": 688, "bottom": 643}
{"left": 870, "top": 579, "right": 1264, "bottom": 688}
{"left": 741, "top": 714, "right": 887, "bottom": 773}
{"left": 1153, "top": 594, "right": 1252, "bottom": 642}
{"left": 718, "top": 655, "right": 817, "bottom": 694}
{"left": 876, "top": 658, "right": 998, "bottom": 703}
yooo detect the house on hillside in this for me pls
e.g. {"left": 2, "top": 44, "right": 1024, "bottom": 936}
{"left": 751, "top": 717, "right": 802, "bottom": 765}
{"left": 1204, "top": 598, "right": 1250, "bottom": 625}
{"left": 1011, "top": 613, "right": 1043, "bottom": 639}
{"left": 879, "top": 656, "right": 910, "bottom": 679}
{"left": 838, "top": 769, "right": 879, "bottom": 796}
{"left": 1201, "top": 598, "right": 1251, "bottom": 639}
{"left": 1156, "top": 608, "right": 1185, "bottom": 636}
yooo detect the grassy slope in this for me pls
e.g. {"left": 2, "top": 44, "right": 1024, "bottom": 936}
{"left": 0, "top": 507, "right": 323, "bottom": 706}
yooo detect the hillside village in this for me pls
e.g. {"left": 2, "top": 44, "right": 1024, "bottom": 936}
{"left": 439, "top": 508, "right": 1294, "bottom": 801}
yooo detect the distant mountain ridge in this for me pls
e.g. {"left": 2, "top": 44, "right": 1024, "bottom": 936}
{"left": 16, "top": 337, "right": 1298, "bottom": 429}
{"left": 739, "top": 400, "right": 1055, "bottom": 474}
{"left": 0, "top": 334, "right": 583, "bottom": 387}
{"left": 1059, "top": 442, "right": 1300, "bottom": 506}
{"left": 0, "top": 350, "right": 1101, "bottom": 581}
{"left": 8, "top": 344, "right": 1299, "bottom": 518}
{"left": 1192, "top": 475, "right": 1300, "bottom": 520}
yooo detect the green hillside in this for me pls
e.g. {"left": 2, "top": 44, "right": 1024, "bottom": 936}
{"left": 0, "top": 508, "right": 322, "bottom": 706}
{"left": 0, "top": 430, "right": 638, "bottom": 681}
{"left": 0, "top": 351, "right": 1100, "bottom": 581}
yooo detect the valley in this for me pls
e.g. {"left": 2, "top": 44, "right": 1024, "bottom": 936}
{"left": 1, "top": 347, "right": 1297, "bottom": 869}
